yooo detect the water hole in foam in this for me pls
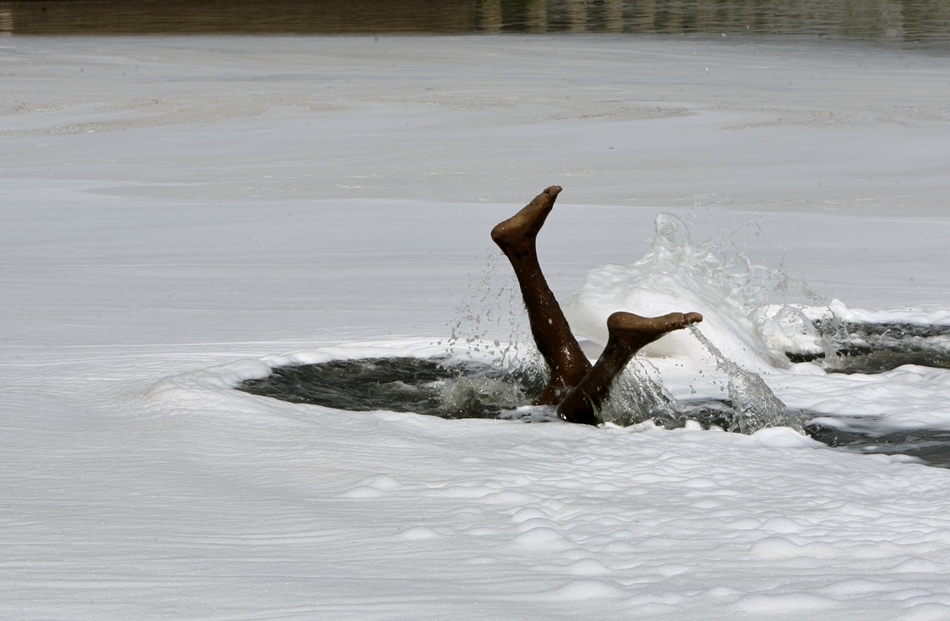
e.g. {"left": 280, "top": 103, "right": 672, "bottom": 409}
{"left": 237, "top": 214, "right": 950, "bottom": 467}
{"left": 237, "top": 320, "right": 950, "bottom": 469}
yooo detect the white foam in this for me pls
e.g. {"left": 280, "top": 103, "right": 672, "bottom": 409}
{"left": 565, "top": 214, "right": 799, "bottom": 372}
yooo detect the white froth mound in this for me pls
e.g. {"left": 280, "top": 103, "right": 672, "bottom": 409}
{"left": 565, "top": 214, "right": 814, "bottom": 372}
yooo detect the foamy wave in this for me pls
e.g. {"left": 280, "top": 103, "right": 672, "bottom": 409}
{"left": 565, "top": 213, "right": 806, "bottom": 372}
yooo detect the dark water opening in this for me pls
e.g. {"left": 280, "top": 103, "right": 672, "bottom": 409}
{"left": 238, "top": 355, "right": 749, "bottom": 426}
{"left": 239, "top": 321, "right": 950, "bottom": 469}
{"left": 804, "top": 424, "right": 950, "bottom": 469}
{"left": 788, "top": 321, "right": 950, "bottom": 374}
{"left": 4, "top": 0, "right": 950, "bottom": 50}
{"left": 240, "top": 356, "right": 547, "bottom": 420}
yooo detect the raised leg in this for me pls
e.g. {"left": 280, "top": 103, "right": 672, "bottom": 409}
{"left": 491, "top": 186, "right": 592, "bottom": 405}
{"left": 557, "top": 311, "right": 703, "bottom": 425}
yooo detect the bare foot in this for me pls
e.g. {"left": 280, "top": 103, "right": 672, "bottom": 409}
{"left": 491, "top": 186, "right": 562, "bottom": 254}
{"left": 607, "top": 311, "right": 703, "bottom": 350}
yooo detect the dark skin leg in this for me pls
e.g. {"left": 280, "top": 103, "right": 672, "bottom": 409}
{"left": 493, "top": 186, "right": 703, "bottom": 423}
{"left": 557, "top": 311, "right": 703, "bottom": 425}
{"left": 491, "top": 186, "right": 592, "bottom": 405}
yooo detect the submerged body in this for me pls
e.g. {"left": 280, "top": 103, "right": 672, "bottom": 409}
{"left": 492, "top": 186, "right": 702, "bottom": 425}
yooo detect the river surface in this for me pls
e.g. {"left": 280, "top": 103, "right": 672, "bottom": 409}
{"left": 4, "top": 0, "right": 950, "bottom": 50}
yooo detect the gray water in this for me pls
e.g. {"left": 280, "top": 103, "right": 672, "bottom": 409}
{"left": 5, "top": 0, "right": 950, "bottom": 51}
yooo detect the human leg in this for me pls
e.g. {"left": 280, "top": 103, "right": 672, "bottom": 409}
{"left": 491, "top": 186, "right": 592, "bottom": 405}
{"left": 557, "top": 311, "right": 703, "bottom": 425}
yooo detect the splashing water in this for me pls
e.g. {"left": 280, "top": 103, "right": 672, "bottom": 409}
{"left": 439, "top": 251, "right": 545, "bottom": 379}
{"left": 598, "top": 357, "right": 679, "bottom": 427}
{"left": 596, "top": 329, "right": 798, "bottom": 434}
{"left": 556, "top": 212, "right": 816, "bottom": 433}
{"left": 688, "top": 324, "right": 799, "bottom": 434}
{"left": 438, "top": 214, "right": 814, "bottom": 433}
{"left": 564, "top": 213, "right": 823, "bottom": 370}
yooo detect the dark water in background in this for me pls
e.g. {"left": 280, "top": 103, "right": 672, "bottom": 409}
{"left": 3, "top": 0, "right": 950, "bottom": 50}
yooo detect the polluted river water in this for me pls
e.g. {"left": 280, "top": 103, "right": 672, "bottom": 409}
{"left": 4, "top": 27, "right": 950, "bottom": 621}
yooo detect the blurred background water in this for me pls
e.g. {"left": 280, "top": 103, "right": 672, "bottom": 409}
{"left": 3, "top": 0, "right": 949, "bottom": 50}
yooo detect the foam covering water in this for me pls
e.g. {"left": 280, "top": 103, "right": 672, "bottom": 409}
{"left": 7, "top": 35, "right": 950, "bottom": 621}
